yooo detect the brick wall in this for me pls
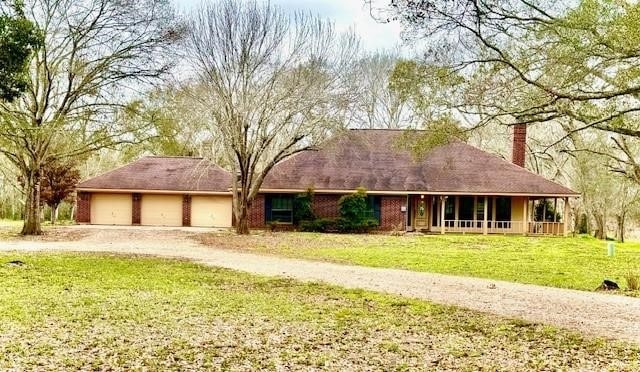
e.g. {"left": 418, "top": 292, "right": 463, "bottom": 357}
{"left": 313, "top": 194, "right": 341, "bottom": 219}
{"left": 182, "top": 195, "right": 191, "bottom": 227}
{"left": 248, "top": 194, "right": 265, "bottom": 228}
{"left": 132, "top": 193, "right": 141, "bottom": 225}
{"left": 380, "top": 196, "right": 406, "bottom": 231}
{"left": 76, "top": 192, "right": 91, "bottom": 223}
{"left": 246, "top": 193, "right": 406, "bottom": 231}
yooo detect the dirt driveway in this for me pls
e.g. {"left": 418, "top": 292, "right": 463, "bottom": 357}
{"left": 2, "top": 226, "right": 640, "bottom": 344}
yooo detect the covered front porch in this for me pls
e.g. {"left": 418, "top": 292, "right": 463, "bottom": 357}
{"left": 406, "top": 194, "right": 570, "bottom": 236}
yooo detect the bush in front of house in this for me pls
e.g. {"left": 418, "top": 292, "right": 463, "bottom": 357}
{"left": 299, "top": 218, "right": 335, "bottom": 232}
{"left": 293, "top": 188, "right": 315, "bottom": 224}
{"left": 336, "top": 188, "right": 378, "bottom": 233}
{"left": 297, "top": 188, "right": 378, "bottom": 233}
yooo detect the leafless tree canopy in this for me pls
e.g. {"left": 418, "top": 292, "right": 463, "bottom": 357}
{"left": 183, "top": 0, "right": 360, "bottom": 233}
{"left": 0, "top": 0, "right": 178, "bottom": 234}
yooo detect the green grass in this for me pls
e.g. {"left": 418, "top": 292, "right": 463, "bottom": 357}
{"left": 0, "top": 252, "right": 638, "bottom": 370}
{"left": 199, "top": 233, "right": 640, "bottom": 294}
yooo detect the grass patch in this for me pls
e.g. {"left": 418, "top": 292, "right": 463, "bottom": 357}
{"left": 0, "top": 252, "right": 638, "bottom": 370}
{"left": 197, "top": 232, "right": 640, "bottom": 294}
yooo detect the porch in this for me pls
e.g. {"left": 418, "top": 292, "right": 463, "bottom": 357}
{"left": 406, "top": 194, "right": 569, "bottom": 236}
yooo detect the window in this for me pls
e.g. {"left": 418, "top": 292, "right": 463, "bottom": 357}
{"left": 495, "top": 197, "right": 511, "bottom": 221}
{"left": 476, "top": 198, "right": 484, "bottom": 221}
{"left": 265, "top": 194, "right": 294, "bottom": 223}
{"left": 476, "top": 197, "right": 493, "bottom": 227}
{"left": 444, "top": 197, "right": 455, "bottom": 227}
{"left": 432, "top": 197, "right": 438, "bottom": 227}
{"left": 458, "top": 196, "right": 474, "bottom": 221}
{"left": 366, "top": 196, "right": 381, "bottom": 223}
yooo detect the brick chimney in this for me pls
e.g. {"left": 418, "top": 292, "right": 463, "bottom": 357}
{"left": 512, "top": 124, "right": 527, "bottom": 167}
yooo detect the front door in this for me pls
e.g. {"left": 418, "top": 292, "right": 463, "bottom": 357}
{"left": 414, "top": 196, "right": 429, "bottom": 229}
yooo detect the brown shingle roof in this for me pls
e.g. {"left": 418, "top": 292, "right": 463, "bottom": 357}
{"left": 77, "top": 156, "right": 231, "bottom": 193}
{"left": 261, "top": 129, "right": 578, "bottom": 196}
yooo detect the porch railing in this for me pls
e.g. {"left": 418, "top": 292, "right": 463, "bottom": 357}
{"left": 528, "top": 221, "right": 565, "bottom": 236}
{"left": 440, "top": 220, "right": 564, "bottom": 235}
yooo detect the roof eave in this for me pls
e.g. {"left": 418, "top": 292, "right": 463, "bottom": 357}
{"left": 255, "top": 188, "right": 580, "bottom": 197}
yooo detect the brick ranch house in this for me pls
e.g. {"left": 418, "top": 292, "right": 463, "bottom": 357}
{"left": 76, "top": 129, "right": 579, "bottom": 235}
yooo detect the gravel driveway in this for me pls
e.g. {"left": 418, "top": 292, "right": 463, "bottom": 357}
{"left": 2, "top": 227, "right": 640, "bottom": 344}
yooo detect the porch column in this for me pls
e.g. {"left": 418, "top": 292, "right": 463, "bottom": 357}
{"left": 454, "top": 196, "right": 459, "bottom": 227}
{"left": 473, "top": 196, "right": 478, "bottom": 228}
{"left": 483, "top": 196, "right": 488, "bottom": 235}
{"left": 491, "top": 197, "right": 496, "bottom": 222}
{"left": 440, "top": 196, "right": 446, "bottom": 235}
{"left": 563, "top": 197, "right": 569, "bottom": 237}
{"left": 522, "top": 197, "right": 529, "bottom": 235}
{"left": 553, "top": 198, "right": 558, "bottom": 235}
{"left": 406, "top": 195, "right": 411, "bottom": 229}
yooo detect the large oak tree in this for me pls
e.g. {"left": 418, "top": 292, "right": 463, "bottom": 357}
{"left": 184, "top": 0, "right": 359, "bottom": 234}
{"left": 0, "top": 0, "right": 178, "bottom": 234}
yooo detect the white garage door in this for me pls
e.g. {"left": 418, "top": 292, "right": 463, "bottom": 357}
{"left": 91, "top": 193, "right": 132, "bottom": 225}
{"left": 140, "top": 194, "right": 183, "bottom": 226}
{"left": 191, "top": 196, "right": 233, "bottom": 228}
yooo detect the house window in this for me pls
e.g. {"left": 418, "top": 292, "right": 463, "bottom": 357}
{"left": 476, "top": 197, "right": 493, "bottom": 227}
{"left": 476, "top": 198, "right": 484, "bottom": 221}
{"left": 432, "top": 197, "right": 439, "bottom": 227}
{"left": 444, "top": 197, "right": 455, "bottom": 227}
{"left": 458, "top": 196, "right": 474, "bottom": 221}
{"left": 265, "top": 194, "right": 294, "bottom": 223}
{"left": 366, "top": 195, "right": 381, "bottom": 223}
{"left": 495, "top": 197, "right": 511, "bottom": 221}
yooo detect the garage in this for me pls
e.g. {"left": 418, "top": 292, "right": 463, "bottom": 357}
{"left": 191, "top": 195, "right": 233, "bottom": 227}
{"left": 76, "top": 157, "right": 233, "bottom": 227}
{"left": 140, "top": 194, "right": 183, "bottom": 226}
{"left": 90, "top": 193, "right": 132, "bottom": 225}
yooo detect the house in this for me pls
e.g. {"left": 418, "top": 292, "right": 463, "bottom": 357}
{"left": 76, "top": 129, "right": 579, "bottom": 235}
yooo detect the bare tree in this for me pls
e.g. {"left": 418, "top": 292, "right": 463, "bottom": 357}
{"left": 184, "top": 0, "right": 360, "bottom": 234}
{"left": 348, "top": 50, "right": 413, "bottom": 129}
{"left": 0, "top": 0, "right": 178, "bottom": 234}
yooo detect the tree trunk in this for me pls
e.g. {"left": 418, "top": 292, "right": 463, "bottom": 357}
{"left": 616, "top": 213, "right": 625, "bottom": 243}
{"left": 593, "top": 213, "right": 606, "bottom": 240}
{"left": 51, "top": 203, "right": 59, "bottom": 225}
{"left": 21, "top": 174, "right": 43, "bottom": 235}
{"left": 234, "top": 195, "right": 251, "bottom": 235}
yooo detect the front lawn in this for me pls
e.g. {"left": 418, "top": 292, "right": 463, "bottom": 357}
{"left": 1, "top": 253, "right": 638, "bottom": 370}
{"left": 198, "top": 233, "right": 640, "bottom": 294}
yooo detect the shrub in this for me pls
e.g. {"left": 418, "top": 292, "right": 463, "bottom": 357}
{"left": 577, "top": 213, "right": 589, "bottom": 234}
{"left": 267, "top": 220, "right": 279, "bottom": 232}
{"left": 299, "top": 218, "right": 335, "bottom": 232}
{"left": 294, "top": 189, "right": 315, "bottom": 225}
{"left": 335, "top": 217, "right": 378, "bottom": 233}
{"left": 337, "top": 188, "right": 379, "bottom": 233}
{"left": 626, "top": 271, "right": 640, "bottom": 291}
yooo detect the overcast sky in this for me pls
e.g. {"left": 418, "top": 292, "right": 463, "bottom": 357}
{"left": 175, "top": 0, "right": 405, "bottom": 52}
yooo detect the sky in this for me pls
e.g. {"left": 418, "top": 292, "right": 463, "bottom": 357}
{"left": 175, "top": 0, "right": 405, "bottom": 52}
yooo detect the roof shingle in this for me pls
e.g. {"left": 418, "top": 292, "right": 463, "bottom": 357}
{"left": 77, "top": 130, "right": 577, "bottom": 196}
{"left": 77, "top": 156, "right": 231, "bottom": 192}
{"left": 261, "top": 130, "right": 577, "bottom": 196}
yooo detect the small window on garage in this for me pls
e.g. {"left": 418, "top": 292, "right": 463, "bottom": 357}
{"left": 265, "top": 194, "right": 294, "bottom": 223}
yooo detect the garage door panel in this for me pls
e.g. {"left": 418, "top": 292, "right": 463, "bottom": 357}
{"left": 91, "top": 194, "right": 132, "bottom": 225}
{"left": 191, "top": 196, "right": 232, "bottom": 227}
{"left": 140, "top": 195, "right": 183, "bottom": 226}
